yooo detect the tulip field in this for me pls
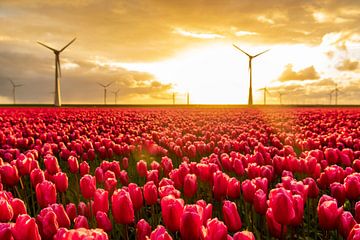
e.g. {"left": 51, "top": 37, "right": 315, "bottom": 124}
{"left": 2, "top": 107, "right": 360, "bottom": 239}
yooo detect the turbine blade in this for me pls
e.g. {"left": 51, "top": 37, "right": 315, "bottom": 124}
{"left": 253, "top": 49, "right": 270, "bottom": 58}
{"left": 8, "top": 78, "right": 15, "bottom": 87}
{"left": 37, "top": 41, "right": 57, "bottom": 52}
{"left": 233, "top": 44, "right": 251, "bottom": 57}
{"left": 97, "top": 82, "right": 106, "bottom": 87}
{"left": 60, "top": 38, "right": 76, "bottom": 52}
{"left": 15, "top": 84, "right": 23, "bottom": 87}
{"left": 258, "top": 88, "right": 265, "bottom": 91}
{"left": 266, "top": 89, "right": 271, "bottom": 95}
{"left": 105, "top": 81, "right": 114, "bottom": 88}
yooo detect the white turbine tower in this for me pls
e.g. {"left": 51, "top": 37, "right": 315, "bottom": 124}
{"left": 112, "top": 89, "right": 120, "bottom": 105}
{"left": 258, "top": 86, "right": 271, "bottom": 105}
{"left": 233, "top": 44, "right": 269, "bottom": 105}
{"left": 37, "top": 38, "right": 76, "bottom": 107}
{"left": 98, "top": 82, "right": 113, "bottom": 105}
{"left": 9, "top": 79, "right": 23, "bottom": 104}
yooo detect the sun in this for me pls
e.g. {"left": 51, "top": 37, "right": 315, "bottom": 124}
{"left": 117, "top": 42, "right": 326, "bottom": 104}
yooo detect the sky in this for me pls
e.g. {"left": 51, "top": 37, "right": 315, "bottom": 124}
{"left": 0, "top": 0, "right": 359, "bottom": 104}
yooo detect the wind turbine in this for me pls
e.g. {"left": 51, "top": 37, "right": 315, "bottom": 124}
{"left": 172, "top": 92, "right": 176, "bottom": 105}
{"left": 328, "top": 91, "right": 333, "bottom": 105}
{"left": 112, "top": 89, "right": 120, "bottom": 104}
{"left": 331, "top": 84, "right": 342, "bottom": 105}
{"left": 278, "top": 92, "right": 285, "bottom": 105}
{"left": 97, "top": 82, "right": 113, "bottom": 105}
{"left": 186, "top": 92, "right": 190, "bottom": 105}
{"left": 37, "top": 38, "right": 76, "bottom": 107}
{"left": 9, "top": 79, "right": 23, "bottom": 104}
{"left": 233, "top": 44, "right": 269, "bottom": 105}
{"left": 258, "top": 86, "right": 271, "bottom": 105}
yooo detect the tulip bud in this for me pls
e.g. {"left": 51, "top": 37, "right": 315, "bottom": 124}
{"left": 10, "top": 198, "right": 27, "bottom": 220}
{"left": 79, "top": 161, "right": 90, "bottom": 177}
{"left": 128, "top": 183, "right": 143, "bottom": 211}
{"left": 338, "top": 211, "right": 356, "bottom": 238}
{"left": 233, "top": 230, "right": 255, "bottom": 240}
{"left": 222, "top": 200, "right": 242, "bottom": 232}
{"left": 11, "top": 214, "right": 41, "bottom": 240}
{"left": 150, "top": 225, "right": 172, "bottom": 240}
{"left": 36, "top": 180, "right": 57, "bottom": 208}
{"left": 344, "top": 173, "right": 360, "bottom": 200}
{"left": 96, "top": 211, "right": 112, "bottom": 232}
{"left": 213, "top": 171, "right": 229, "bottom": 201}
{"left": 227, "top": 177, "right": 240, "bottom": 199}
{"left": 53, "top": 172, "right": 68, "bottom": 193}
{"left": 268, "top": 188, "right": 295, "bottom": 225}
{"left": 137, "top": 160, "right": 147, "bottom": 177}
{"left": 348, "top": 224, "right": 360, "bottom": 240}
{"left": 0, "top": 197, "right": 13, "bottom": 222}
{"left": 0, "top": 164, "right": 19, "bottom": 186}
{"left": 93, "top": 188, "right": 109, "bottom": 214}
{"left": 143, "top": 181, "right": 158, "bottom": 205}
{"left": 201, "top": 218, "right": 228, "bottom": 240}
{"left": 184, "top": 174, "right": 197, "bottom": 198}
{"left": 111, "top": 188, "right": 134, "bottom": 224}
{"left": 44, "top": 155, "right": 60, "bottom": 175}
{"left": 50, "top": 204, "right": 70, "bottom": 229}
{"left": 330, "top": 182, "right": 346, "bottom": 206}
{"left": 317, "top": 199, "right": 343, "bottom": 230}
{"left": 0, "top": 223, "right": 12, "bottom": 240}
{"left": 67, "top": 156, "right": 79, "bottom": 174}
{"left": 253, "top": 189, "right": 267, "bottom": 215}
{"left": 180, "top": 204, "right": 203, "bottom": 240}
{"left": 79, "top": 174, "right": 96, "bottom": 199}
{"left": 136, "top": 219, "right": 151, "bottom": 240}
{"left": 36, "top": 207, "right": 59, "bottom": 239}
{"left": 66, "top": 203, "right": 77, "bottom": 222}
{"left": 74, "top": 215, "right": 89, "bottom": 229}
{"left": 161, "top": 195, "right": 184, "bottom": 232}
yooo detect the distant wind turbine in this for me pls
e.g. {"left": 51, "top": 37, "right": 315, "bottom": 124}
{"left": 172, "top": 92, "right": 176, "bottom": 105}
{"left": 258, "top": 87, "right": 271, "bottom": 105}
{"left": 233, "top": 44, "right": 269, "bottom": 105}
{"left": 37, "top": 38, "right": 76, "bottom": 107}
{"left": 186, "top": 92, "right": 190, "bottom": 105}
{"left": 9, "top": 79, "right": 23, "bottom": 104}
{"left": 98, "top": 82, "right": 113, "bottom": 105}
{"left": 112, "top": 89, "right": 120, "bottom": 105}
{"left": 331, "top": 84, "right": 342, "bottom": 105}
{"left": 278, "top": 92, "right": 285, "bottom": 105}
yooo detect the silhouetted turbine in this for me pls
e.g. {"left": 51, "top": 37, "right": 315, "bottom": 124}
{"left": 331, "top": 84, "right": 342, "bottom": 105}
{"left": 187, "top": 92, "right": 190, "bottom": 105}
{"left": 112, "top": 89, "right": 120, "bottom": 104}
{"left": 37, "top": 38, "right": 76, "bottom": 107}
{"left": 233, "top": 44, "right": 269, "bottom": 105}
{"left": 97, "top": 82, "right": 113, "bottom": 105}
{"left": 258, "top": 87, "right": 271, "bottom": 105}
{"left": 9, "top": 78, "right": 23, "bottom": 104}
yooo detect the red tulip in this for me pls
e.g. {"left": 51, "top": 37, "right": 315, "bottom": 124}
{"left": 184, "top": 174, "right": 197, "bottom": 198}
{"left": 122, "top": 157, "right": 129, "bottom": 170}
{"left": 120, "top": 170, "right": 129, "bottom": 186}
{"left": 0, "top": 197, "right": 13, "bottom": 222}
{"left": 213, "top": 171, "right": 229, "bottom": 201}
{"left": 0, "top": 164, "right": 19, "bottom": 186}
{"left": 50, "top": 204, "right": 70, "bottom": 228}
{"left": 344, "top": 173, "right": 360, "bottom": 200}
{"left": 10, "top": 198, "right": 27, "bottom": 220}
{"left": 79, "top": 161, "right": 90, "bottom": 177}
{"left": 53, "top": 172, "right": 68, "bottom": 193}
{"left": 290, "top": 194, "right": 304, "bottom": 226}
{"left": 36, "top": 207, "right": 59, "bottom": 240}
{"left": 253, "top": 189, "right": 267, "bottom": 215}
{"left": 330, "top": 182, "right": 346, "bottom": 206}
{"left": 67, "top": 156, "right": 79, "bottom": 174}
{"left": 338, "top": 211, "right": 356, "bottom": 238}
{"left": 233, "top": 230, "right": 255, "bottom": 240}
{"left": 54, "top": 227, "right": 108, "bottom": 240}
{"left": 143, "top": 181, "right": 158, "bottom": 205}
{"left": 268, "top": 187, "right": 295, "bottom": 225}
{"left": 150, "top": 225, "right": 172, "bottom": 240}
{"left": 93, "top": 188, "right": 109, "bottom": 214}
{"left": 11, "top": 214, "right": 41, "bottom": 240}
{"left": 161, "top": 156, "right": 173, "bottom": 176}
{"left": 111, "top": 188, "right": 134, "bottom": 224}
{"left": 66, "top": 203, "right": 77, "bottom": 222}
{"left": 302, "top": 177, "right": 319, "bottom": 198}
{"left": 104, "top": 177, "right": 117, "bottom": 194}
{"left": 222, "top": 200, "right": 242, "bottom": 232}
{"left": 348, "top": 224, "right": 360, "bottom": 240}
{"left": 95, "top": 167, "right": 104, "bottom": 183}
{"left": 137, "top": 160, "right": 147, "bottom": 177}
{"left": 241, "top": 179, "right": 256, "bottom": 203}
{"left": 266, "top": 207, "right": 285, "bottom": 238}
{"left": 30, "top": 168, "right": 45, "bottom": 187}
{"left": 201, "top": 218, "right": 228, "bottom": 240}
{"left": 136, "top": 219, "right": 151, "bottom": 240}
{"left": 227, "top": 177, "right": 240, "bottom": 199}
{"left": 44, "top": 155, "right": 60, "bottom": 175}
{"left": 161, "top": 195, "right": 184, "bottom": 232}
{"left": 128, "top": 183, "right": 143, "bottom": 211}
{"left": 0, "top": 223, "right": 12, "bottom": 240}
{"left": 180, "top": 204, "right": 203, "bottom": 240}
{"left": 96, "top": 211, "right": 112, "bottom": 232}
{"left": 80, "top": 174, "right": 96, "bottom": 199}
{"left": 317, "top": 199, "right": 343, "bottom": 230}
{"left": 74, "top": 215, "right": 89, "bottom": 229}
{"left": 36, "top": 180, "right": 57, "bottom": 208}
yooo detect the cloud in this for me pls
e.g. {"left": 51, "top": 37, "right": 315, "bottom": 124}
{"left": 174, "top": 28, "right": 225, "bottom": 39}
{"left": 278, "top": 64, "right": 320, "bottom": 81}
{"left": 336, "top": 59, "right": 359, "bottom": 71}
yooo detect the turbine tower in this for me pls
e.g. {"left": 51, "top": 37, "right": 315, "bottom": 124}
{"left": 331, "top": 84, "right": 341, "bottom": 105}
{"left": 37, "top": 38, "right": 76, "bottom": 107}
{"left": 172, "top": 92, "right": 176, "bottom": 105}
{"left": 112, "top": 89, "right": 120, "bottom": 105}
{"left": 186, "top": 92, "right": 190, "bottom": 105}
{"left": 278, "top": 92, "right": 285, "bottom": 105}
{"left": 97, "top": 82, "right": 113, "bottom": 105}
{"left": 9, "top": 79, "right": 23, "bottom": 104}
{"left": 258, "top": 87, "right": 271, "bottom": 105}
{"left": 233, "top": 44, "right": 269, "bottom": 105}
{"left": 329, "top": 91, "right": 333, "bottom": 105}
